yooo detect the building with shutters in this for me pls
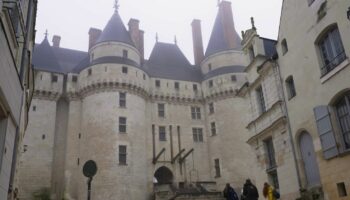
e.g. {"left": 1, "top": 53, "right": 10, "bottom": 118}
{"left": 0, "top": 0, "right": 37, "bottom": 199}
{"left": 15, "top": 0, "right": 350, "bottom": 200}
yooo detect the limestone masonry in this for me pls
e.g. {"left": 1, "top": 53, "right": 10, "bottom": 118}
{"left": 15, "top": 0, "right": 350, "bottom": 200}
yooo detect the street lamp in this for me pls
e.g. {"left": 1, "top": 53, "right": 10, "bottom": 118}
{"left": 347, "top": 7, "right": 350, "bottom": 21}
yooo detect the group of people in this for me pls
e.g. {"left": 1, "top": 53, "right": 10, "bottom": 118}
{"left": 223, "top": 180, "right": 280, "bottom": 200}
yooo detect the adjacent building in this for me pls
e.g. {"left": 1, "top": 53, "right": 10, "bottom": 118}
{"left": 0, "top": 0, "right": 37, "bottom": 199}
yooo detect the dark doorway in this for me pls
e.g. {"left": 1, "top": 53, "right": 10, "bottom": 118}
{"left": 154, "top": 166, "right": 174, "bottom": 184}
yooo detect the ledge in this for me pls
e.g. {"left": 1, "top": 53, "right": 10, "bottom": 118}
{"left": 321, "top": 58, "right": 349, "bottom": 84}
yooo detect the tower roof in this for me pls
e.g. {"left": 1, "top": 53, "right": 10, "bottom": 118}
{"left": 146, "top": 42, "right": 202, "bottom": 82}
{"left": 95, "top": 11, "right": 135, "bottom": 47}
{"left": 33, "top": 37, "right": 64, "bottom": 73}
{"left": 205, "top": 1, "right": 242, "bottom": 57}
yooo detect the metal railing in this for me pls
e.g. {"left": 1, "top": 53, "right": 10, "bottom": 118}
{"left": 321, "top": 51, "right": 346, "bottom": 76}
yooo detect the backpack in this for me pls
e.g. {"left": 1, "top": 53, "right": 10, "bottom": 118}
{"left": 273, "top": 189, "right": 280, "bottom": 199}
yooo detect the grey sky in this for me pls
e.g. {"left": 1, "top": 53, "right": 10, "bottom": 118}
{"left": 35, "top": 0, "right": 282, "bottom": 63}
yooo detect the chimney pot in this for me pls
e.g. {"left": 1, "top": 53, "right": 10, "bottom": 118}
{"left": 88, "top": 28, "right": 102, "bottom": 50}
{"left": 52, "top": 35, "right": 61, "bottom": 47}
{"left": 191, "top": 19, "right": 204, "bottom": 65}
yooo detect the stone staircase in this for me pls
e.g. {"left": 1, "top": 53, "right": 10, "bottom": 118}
{"left": 154, "top": 182, "right": 225, "bottom": 200}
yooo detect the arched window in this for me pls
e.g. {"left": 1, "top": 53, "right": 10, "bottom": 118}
{"left": 334, "top": 92, "right": 350, "bottom": 149}
{"left": 285, "top": 76, "right": 296, "bottom": 99}
{"left": 316, "top": 25, "right": 346, "bottom": 76}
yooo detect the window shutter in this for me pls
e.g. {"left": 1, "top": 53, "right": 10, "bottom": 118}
{"left": 313, "top": 106, "right": 339, "bottom": 159}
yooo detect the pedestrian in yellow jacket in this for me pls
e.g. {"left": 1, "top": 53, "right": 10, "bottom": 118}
{"left": 263, "top": 182, "right": 276, "bottom": 200}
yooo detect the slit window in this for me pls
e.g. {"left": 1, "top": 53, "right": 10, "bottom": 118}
{"left": 119, "top": 117, "right": 127, "bottom": 133}
{"left": 159, "top": 126, "right": 166, "bottom": 141}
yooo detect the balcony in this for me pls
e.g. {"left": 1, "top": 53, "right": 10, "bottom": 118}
{"left": 320, "top": 51, "right": 346, "bottom": 77}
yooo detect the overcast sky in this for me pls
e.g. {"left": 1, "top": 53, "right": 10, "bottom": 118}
{"left": 35, "top": 0, "right": 282, "bottom": 64}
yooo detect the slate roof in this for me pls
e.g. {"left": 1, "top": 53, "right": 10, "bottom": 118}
{"left": 203, "top": 65, "right": 245, "bottom": 80}
{"left": 262, "top": 38, "right": 277, "bottom": 58}
{"left": 32, "top": 37, "right": 64, "bottom": 73}
{"left": 95, "top": 11, "right": 135, "bottom": 47}
{"left": 52, "top": 47, "right": 87, "bottom": 73}
{"left": 205, "top": 8, "right": 242, "bottom": 57}
{"left": 145, "top": 42, "right": 202, "bottom": 82}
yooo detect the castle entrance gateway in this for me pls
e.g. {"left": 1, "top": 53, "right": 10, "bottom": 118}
{"left": 154, "top": 166, "right": 174, "bottom": 184}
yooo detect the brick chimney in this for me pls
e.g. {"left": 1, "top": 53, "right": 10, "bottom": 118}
{"left": 52, "top": 35, "right": 61, "bottom": 47}
{"left": 191, "top": 19, "right": 204, "bottom": 65}
{"left": 219, "top": 1, "right": 239, "bottom": 49}
{"left": 88, "top": 28, "right": 102, "bottom": 50}
{"left": 128, "top": 19, "right": 144, "bottom": 62}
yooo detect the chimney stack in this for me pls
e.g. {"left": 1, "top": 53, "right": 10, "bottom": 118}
{"left": 191, "top": 19, "right": 204, "bottom": 65}
{"left": 219, "top": 1, "right": 239, "bottom": 49}
{"left": 52, "top": 35, "right": 61, "bottom": 47}
{"left": 88, "top": 28, "right": 102, "bottom": 50}
{"left": 128, "top": 19, "right": 144, "bottom": 63}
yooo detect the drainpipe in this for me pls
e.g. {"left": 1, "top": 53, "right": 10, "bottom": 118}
{"left": 273, "top": 58, "right": 302, "bottom": 190}
{"left": 19, "top": 0, "right": 36, "bottom": 81}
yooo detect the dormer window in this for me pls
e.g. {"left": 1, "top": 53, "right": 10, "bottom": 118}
{"left": 123, "top": 49, "right": 128, "bottom": 58}
{"left": 209, "top": 80, "right": 213, "bottom": 88}
{"left": 231, "top": 75, "right": 237, "bottom": 82}
{"left": 248, "top": 46, "right": 255, "bottom": 62}
{"left": 174, "top": 82, "right": 180, "bottom": 90}
{"left": 72, "top": 75, "right": 78, "bottom": 82}
{"left": 155, "top": 80, "right": 161, "bottom": 88}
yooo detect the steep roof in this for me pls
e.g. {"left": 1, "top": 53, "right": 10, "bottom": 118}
{"left": 32, "top": 37, "right": 64, "bottom": 73}
{"left": 146, "top": 42, "right": 202, "bottom": 82}
{"left": 205, "top": 4, "right": 242, "bottom": 57}
{"left": 95, "top": 11, "right": 134, "bottom": 46}
{"left": 52, "top": 47, "right": 87, "bottom": 73}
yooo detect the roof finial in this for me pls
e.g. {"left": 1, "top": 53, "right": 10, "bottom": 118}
{"left": 251, "top": 17, "right": 256, "bottom": 30}
{"left": 156, "top": 33, "right": 159, "bottom": 43}
{"left": 44, "top": 29, "right": 48, "bottom": 39}
{"left": 174, "top": 35, "right": 177, "bottom": 45}
{"left": 114, "top": 0, "right": 119, "bottom": 12}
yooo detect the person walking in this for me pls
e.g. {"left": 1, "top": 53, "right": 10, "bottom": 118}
{"left": 223, "top": 183, "right": 239, "bottom": 200}
{"left": 242, "top": 179, "right": 259, "bottom": 200}
{"left": 262, "top": 182, "right": 276, "bottom": 200}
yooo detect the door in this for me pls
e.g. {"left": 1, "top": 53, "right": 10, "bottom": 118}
{"left": 299, "top": 132, "right": 321, "bottom": 187}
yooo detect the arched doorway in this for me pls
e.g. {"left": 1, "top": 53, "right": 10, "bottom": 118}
{"left": 154, "top": 166, "right": 174, "bottom": 184}
{"left": 299, "top": 131, "right": 321, "bottom": 187}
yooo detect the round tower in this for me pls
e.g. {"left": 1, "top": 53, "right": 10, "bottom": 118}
{"left": 76, "top": 9, "right": 150, "bottom": 200}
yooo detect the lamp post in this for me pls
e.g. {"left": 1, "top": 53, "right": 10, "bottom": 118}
{"left": 83, "top": 160, "right": 97, "bottom": 200}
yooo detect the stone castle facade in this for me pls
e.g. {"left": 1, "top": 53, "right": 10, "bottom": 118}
{"left": 16, "top": 0, "right": 350, "bottom": 200}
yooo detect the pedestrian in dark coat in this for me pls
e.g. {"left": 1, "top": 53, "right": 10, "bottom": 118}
{"left": 223, "top": 183, "right": 239, "bottom": 200}
{"left": 242, "top": 179, "right": 259, "bottom": 200}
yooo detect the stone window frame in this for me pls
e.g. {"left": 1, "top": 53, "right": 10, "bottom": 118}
{"left": 214, "top": 158, "right": 221, "bottom": 178}
{"left": 158, "top": 103, "right": 165, "bottom": 118}
{"left": 315, "top": 24, "right": 346, "bottom": 77}
{"left": 285, "top": 76, "right": 297, "bottom": 100}
{"left": 122, "top": 66, "right": 128, "bottom": 74}
{"left": 192, "top": 128, "right": 203, "bottom": 142}
{"left": 159, "top": 126, "right": 166, "bottom": 141}
{"left": 155, "top": 80, "right": 161, "bottom": 88}
{"left": 118, "top": 145, "right": 127, "bottom": 165}
{"left": 208, "top": 80, "right": 213, "bottom": 88}
{"left": 119, "top": 117, "right": 127, "bottom": 133}
{"left": 210, "top": 122, "right": 216, "bottom": 136}
{"left": 122, "top": 49, "right": 128, "bottom": 58}
{"left": 191, "top": 106, "right": 201, "bottom": 120}
{"left": 174, "top": 82, "right": 180, "bottom": 90}
{"left": 334, "top": 92, "right": 350, "bottom": 150}
{"left": 119, "top": 92, "right": 126, "bottom": 108}
{"left": 264, "top": 137, "right": 276, "bottom": 170}
{"left": 256, "top": 85, "right": 266, "bottom": 114}
{"left": 281, "top": 39, "right": 288, "bottom": 55}
{"left": 209, "top": 102, "right": 215, "bottom": 114}
{"left": 51, "top": 74, "right": 58, "bottom": 82}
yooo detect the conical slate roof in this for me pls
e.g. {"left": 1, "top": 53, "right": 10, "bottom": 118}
{"left": 205, "top": 5, "right": 242, "bottom": 57}
{"left": 146, "top": 42, "right": 202, "bottom": 82}
{"left": 33, "top": 37, "right": 64, "bottom": 73}
{"left": 95, "top": 11, "right": 134, "bottom": 46}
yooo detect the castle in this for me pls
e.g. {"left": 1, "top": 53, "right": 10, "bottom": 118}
{"left": 15, "top": 0, "right": 350, "bottom": 200}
